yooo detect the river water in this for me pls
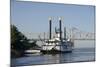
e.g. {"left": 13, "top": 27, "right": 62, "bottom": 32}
{"left": 11, "top": 40, "right": 95, "bottom": 66}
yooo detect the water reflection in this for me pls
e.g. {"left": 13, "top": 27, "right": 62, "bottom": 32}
{"left": 11, "top": 40, "right": 95, "bottom": 66}
{"left": 11, "top": 48, "right": 95, "bottom": 66}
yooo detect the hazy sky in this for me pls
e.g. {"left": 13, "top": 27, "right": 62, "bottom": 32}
{"left": 11, "top": 0, "right": 95, "bottom": 33}
{"left": 11, "top": 0, "right": 95, "bottom": 48}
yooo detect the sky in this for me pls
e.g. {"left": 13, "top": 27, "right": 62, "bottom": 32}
{"left": 11, "top": 0, "right": 95, "bottom": 33}
{"left": 11, "top": 0, "right": 95, "bottom": 48}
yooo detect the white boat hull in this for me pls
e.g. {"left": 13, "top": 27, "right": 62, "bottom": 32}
{"left": 41, "top": 41, "right": 73, "bottom": 53}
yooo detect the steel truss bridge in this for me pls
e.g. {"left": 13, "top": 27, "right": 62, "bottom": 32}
{"left": 23, "top": 27, "right": 95, "bottom": 41}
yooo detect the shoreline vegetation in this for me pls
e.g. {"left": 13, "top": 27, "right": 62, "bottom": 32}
{"left": 11, "top": 25, "right": 39, "bottom": 58}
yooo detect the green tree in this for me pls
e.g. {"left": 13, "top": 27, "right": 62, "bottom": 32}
{"left": 11, "top": 25, "right": 40, "bottom": 57}
{"left": 11, "top": 25, "right": 28, "bottom": 50}
{"left": 11, "top": 25, "right": 29, "bottom": 57}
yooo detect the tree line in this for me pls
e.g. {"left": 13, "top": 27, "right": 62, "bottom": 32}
{"left": 11, "top": 25, "right": 39, "bottom": 58}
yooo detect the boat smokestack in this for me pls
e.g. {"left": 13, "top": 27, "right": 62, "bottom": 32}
{"left": 59, "top": 17, "right": 62, "bottom": 40}
{"left": 55, "top": 27, "right": 57, "bottom": 33}
{"left": 64, "top": 27, "right": 66, "bottom": 39}
{"left": 49, "top": 17, "right": 52, "bottom": 39}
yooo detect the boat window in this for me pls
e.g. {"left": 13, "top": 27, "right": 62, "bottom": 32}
{"left": 45, "top": 40, "right": 59, "bottom": 43}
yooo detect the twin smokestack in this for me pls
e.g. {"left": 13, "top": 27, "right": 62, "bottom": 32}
{"left": 49, "top": 17, "right": 52, "bottom": 39}
{"left": 49, "top": 17, "right": 62, "bottom": 40}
